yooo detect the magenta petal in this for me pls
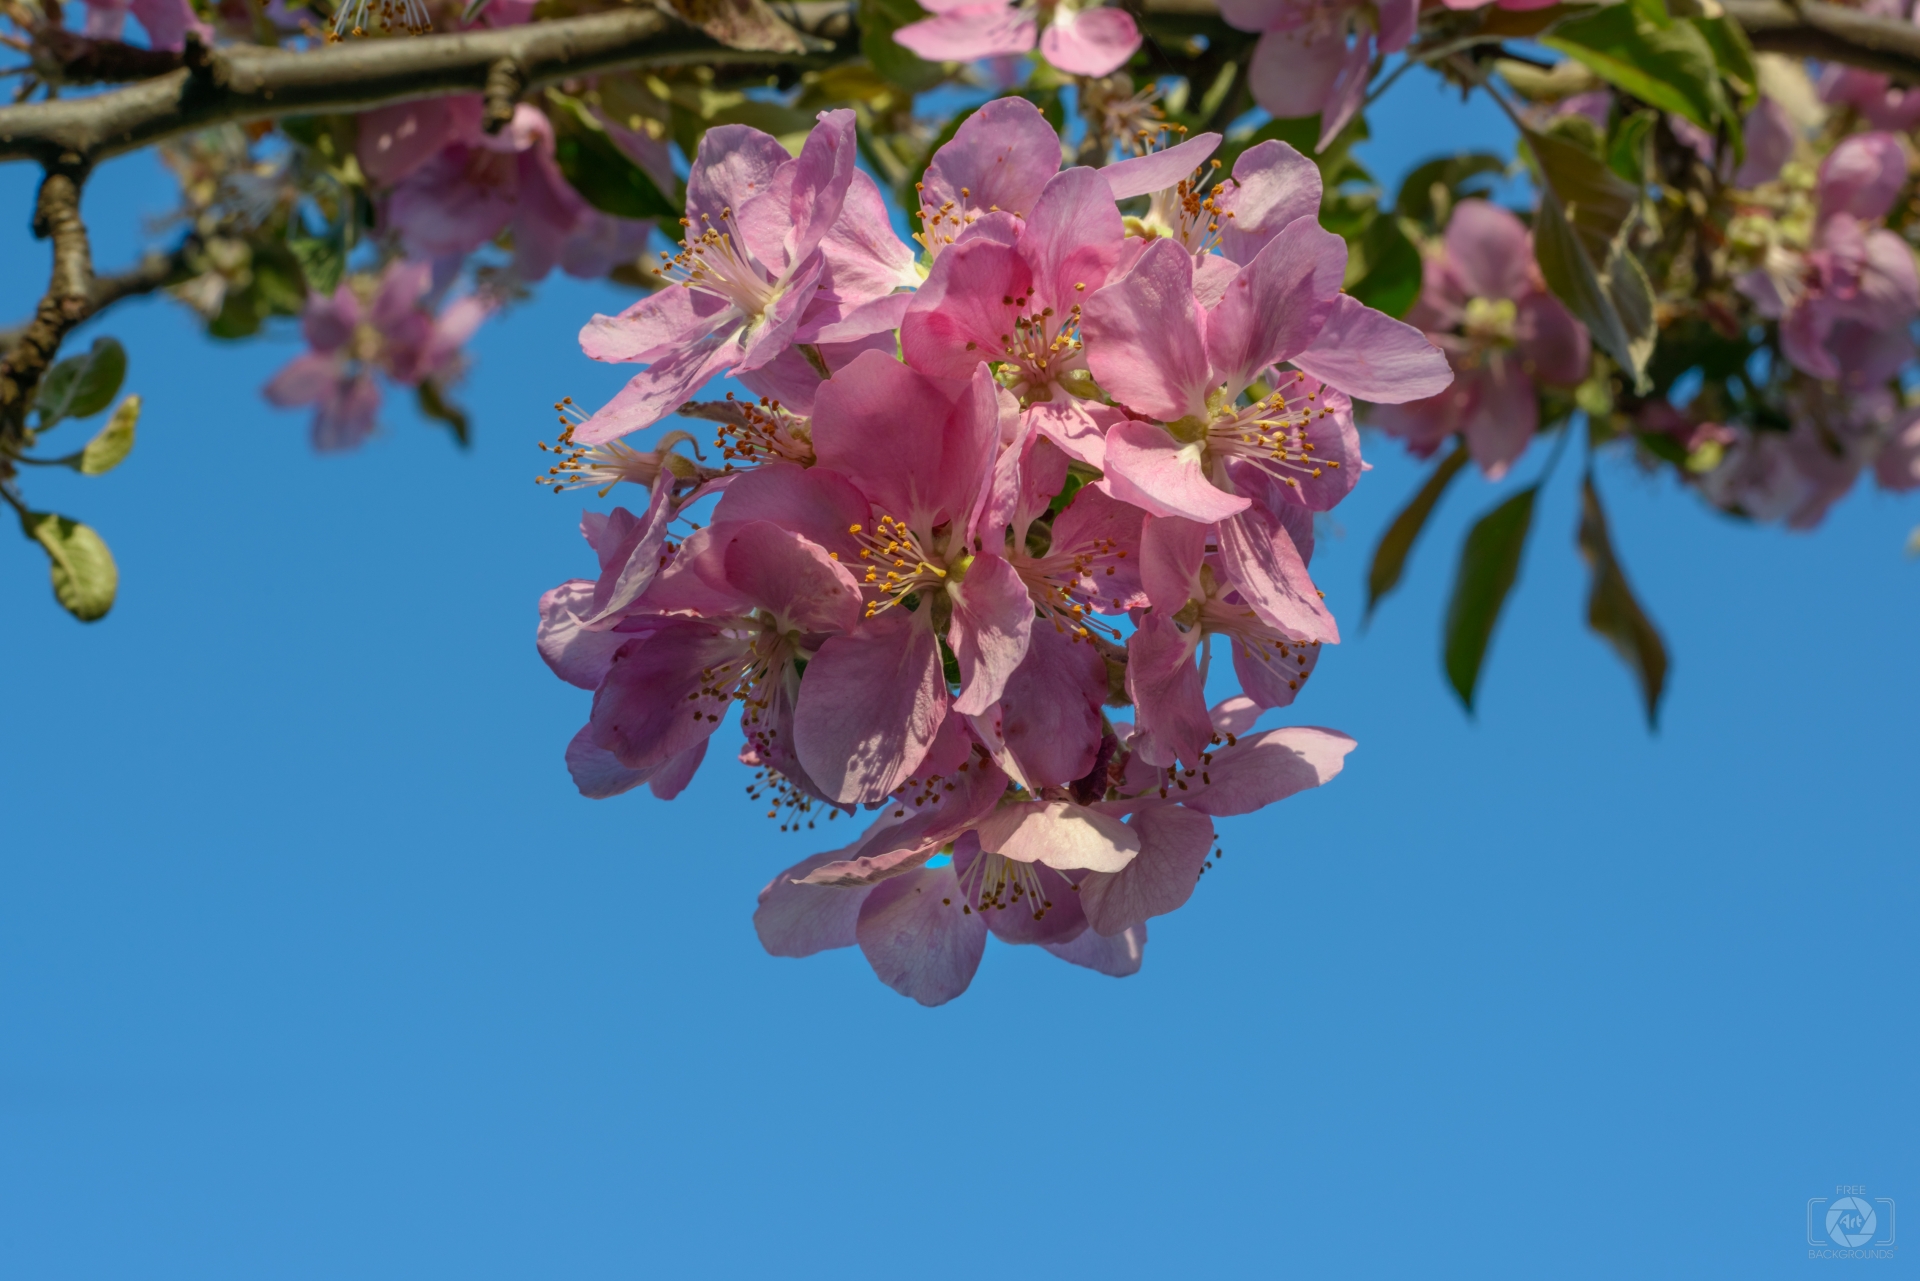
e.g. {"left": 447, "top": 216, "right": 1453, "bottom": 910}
{"left": 1247, "top": 27, "right": 1345, "bottom": 119}
{"left": 1082, "top": 237, "right": 1213, "bottom": 423}
{"left": 812, "top": 349, "right": 988, "bottom": 528}
{"left": 948, "top": 554, "right": 1035, "bottom": 716}
{"left": 1289, "top": 294, "right": 1453, "bottom": 404}
{"left": 710, "top": 462, "right": 870, "bottom": 556}
{"left": 902, "top": 235, "right": 1035, "bottom": 382}
{"left": 1104, "top": 132, "right": 1222, "bottom": 201}
{"left": 1182, "top": 725, "right": 1355, "bottom": 816}
{"left": 1079, "top": 802, "right": 1215, "bottom": 935}
{"left": 1205, "top": 217, "right": 1345, "bottom": 389}
{"left": 538, "top": 580, "right": 630, "bottom": 689}
{"left": 1039, "top": 6, "right": 1141, "bottom": 76}
{"left": 794, "top": 610, "right": 950, "bottom": 804}
{"left": 1102, "top": 420, "right": 1251, "bottom": 523}
{"left": 856, "top": 863, "right": 987, "bottom": 1007}
{"left": 1216, "top": 502, "right": 1339, "bottom": 642}
{"left": 589, "top": 623, "right": 742, "bottom": 769}
{"left": 893, "top": 5, "right": 1038, "bottom": 62}
{"left": 1044, "top": 921, "right": 1146, "bottom": 976}
{"left": 1125, "top": 611, "right": 1212, "bottom": 768}
{"left": 922, "top": 95, "right": 1062, "bottom": 223}
{"left": 755, "top": 847, "right": 871, "bottom": 957}
{"left": 988, "top": 620, "right": 1108, "bottom": 787}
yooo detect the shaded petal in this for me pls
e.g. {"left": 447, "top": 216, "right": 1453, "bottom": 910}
{"left": 985, "top": 619, "right": 1109, "bottom": 788}
{"left": 1247, "top": 27, "right": 1345, "bottom": 119}
{"left": 1139, "top": 513, "right": 1206, "bottom": 613}
{"left": 1515, "top": 291, "right": 1591, "bottom": 387}
{"left": 1230, "top": 627, "right": 1321, "bottom": 709}
{"left": 685, "top": 123, "right": 793, "bottom": 235}
{"left": 538, "top": 580, "right": 629, "bottom": 689}
{"left": 755, "top": 846, "right": 870, "bottom": 957}
{"left": 721, "top": 521, "right": 864, "bottom": 633}
{"left": 800, "top": 754, "right": 1008, "bottom": 886}
{"left": 1458, "top": 355, "right": 1539, "bottom": 480}
{"left": 1044, "top": 921, "right": 1146, "bottom": 976}
{"left": 1445, "top": 200, "right": 1533, "bottom": 300}
{"left": 1216, "top": 500, "right": 1339, "bottom": 642}
{"left": 856, "top": 863, "right": 987, "bottom": 1006}
{"left": 1124, "top": 611, "right": 1212, "bottom": 768}
{"left": 794, "top": 610, "right": 950, "bottom": 804}
{"left": 1079, "top": 802, "right": 1215, "bottom": 935}
{"left": 588, "top": 622, "right": 742, "bottom": 768}
{"left": 948, "top": 554, "right": 1035, "bottom": 715}
{"left": 710, "top": 462, "right": 870, "bottom": 556}
{"left": 811, "top": 349, "right": 989, "bottom": 528}
{"left": 1819, "top": 131, "right": 1908, "bottom": 222}
{"left": 263, "top": 353, "right": 342, "bottom": 408}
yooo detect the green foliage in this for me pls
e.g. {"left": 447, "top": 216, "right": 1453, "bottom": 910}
{"left": 548, "top": 92, "right": 680, "bottom": 221}
{"left": 208, "top": 240, "right": 307, "bottom": 340}
{"left": 78, "top": 395, "right": 140, "bottom": 475}
{"left": 1443, "top": 486, "right": 1536, "bottom": 712}
{"left": 1368, "top": 445, "right": 1469, "bottom": 620}
{"left": 35, "top": 336, "right": 127, "bottom": 429}
{"left": 288, "top": 222, "right": 348, "bottom": 296}
{"left": 1347, "top": 213, "right": 1423, "bottom": 318}
{"left": 1395, "top": 153, "right": 1507, "bottom": 231}
{"left": 1524, "top": 126, "right": 1656, "bottom": 389}
{"left": 860, "top": 0, "right": 945, "bottom": 92}
{"left": 1607, "top": 108, "right": 1657, "bottom": 184}
{"left": 19, "top": 511, "right": 118, "bottom": 622}
{"left": 1577, "top": 474, "right": 1668, "bottom": 727}
{"left": 1542, "top": 0, "right": 1727, "bottom": 133}
{"left": 417, "top": 381, "right": 471, "bottom": 448}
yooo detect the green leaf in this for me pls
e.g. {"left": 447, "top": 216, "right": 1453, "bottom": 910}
{"left": 289, "top": 225, "right": 346, "bottom": 295}
{"left": 36, "top": 336, "right": 127, "bottom": 429}
{"left": 417, "top": 381, "right": 471, "bottom": 448}
{"left": 1576, "top": 473, "right": 1667, "bottom": 727}
{"left": 1607, "top": 108, "right": 1656, "bottom": 184}
{"left": 251, "top": 242, "right": 309, "bottom": 318}
{"left": 1367, "top": 443, "right": 1469, "bottom": 620}
{"left": 1443, "top": 486, "right": 1536, "bottom": 712}
{"left": 1524, "top": 127, "right": 1656, "bottom": 389}
{"left": 861, "top": 0, "right": 946, "bottom": 92}
{"left": 19, "top": 510, "right": 118, "bottom": 622}
{"left": 549, "top": 94, "right": 680, "bottom": 221}
{"left": 1696, "top": 13, "right": 1759, "bottom": 110}
{"left": 1347, "top": 212, "right": 1423, "bottom": 318}
{"left": 1393, "top": 152, "right": 1507, "bottom": 228}
{"left": 78, "top": 394, "right": 139, "bottom": 475}
{"left": 1542, "top": 1, "right": 1726, "bottom": 130}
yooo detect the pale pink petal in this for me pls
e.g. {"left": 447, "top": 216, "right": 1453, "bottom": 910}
{"left": 1104, "top": 132, "right": 1222, "bottom": 201}
{"left": 1315, "top": 29, "right": 1374, "bottom": 151}
{"left": 1102, "top": 420, "right": 1250, "bottom": 522}
{"left": 856, "top": 863, "right": 987, "bottom": 1006}
{"left": 817, "top": 169, "right": 920, "bottom": 301}
{"left": 580, "top": 285, "right": 734, "bottom": 365}
{"left": 1039, "top": 6, "right": 1141, "bottom": 76}
{"left": 1289, "top": 293, "right": 1454, "bottom": 403}
{"left": 1734, "top": 97, "right": 1797, "bottom": 188}
{"left": 585, "top": 474, "right": 678, "bottom": 622}
{"left": 921, "top": 95, "right": 1063, "bottom": 223}
{"left": 685, "top": 123, "right": 793, "bottom": 233}
{"left": 811, "top": 349, "right": 993, "bottom": 529}
{"left": 1082, "top": 237, "right": 1214, "bottom": 423}
{"left": 793, "top": 610, "right": 950, "bottom": 804}
{"left": 1139, "top": 513, "right": 1206, "bottom": 612}
{"left": 782, "top": 109, "right": 860, "bottom": 270}
{"left": 1182, "top": 725, "right": 1355, "bottom": 815}
{"left": 1458, "top": 355, "right": 1539, "bottom": 480}
{"left": 894, "top": 5, "right": 1038, "bottom": 62}
{"left": 537, "top": 580, "right": 629, "bottom": 689}
{"left": 263, "top": 352, "right": 343, "bottom": 408}
{"left": 1205, "top": 217, "right": 1345, "bottom": 389}
{"left": 976, "top": 799, "right": 1141, "bottom": 872}
{"left": 1022, "top": 166, "right": 1127, "bottom": 313}
{"left": 1215, "top": 139, "right": 1323, "bottom": 264}
{"left": 1025, "top": 399, "right": 1113, "bottom": 470}
{"left": 1247, "top": 27, "right": 1345, "bottom": 120}
{"left": 1819, "top": 132, "right": 1908, "bottom": 223}
{"left": 1124, "top": 610, "right": 1212, "bottom": 767}
{"left": 1079, "top": 802, "right": 1215, "bottom": 935}
{"left": 572, "top": 329, "right": 744, "bottom": 444}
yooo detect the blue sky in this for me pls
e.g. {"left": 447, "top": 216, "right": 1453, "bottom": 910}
{"left": 1, "top": 69, "right": 1915, "bottom": 1278}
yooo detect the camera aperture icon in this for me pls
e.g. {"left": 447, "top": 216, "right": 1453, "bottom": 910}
{"left": 1828, "top": 1198, "right": 1878, "bottom": 1248}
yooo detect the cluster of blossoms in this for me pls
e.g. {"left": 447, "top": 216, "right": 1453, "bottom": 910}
{"left": 894, "top": 0, "right": 1142, "bottom": 79}
{"left": 535, "top": 104, "right": 1451, "bottom": 1003}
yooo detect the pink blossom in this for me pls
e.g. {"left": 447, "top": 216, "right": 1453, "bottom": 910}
{"left": 574, "top": 110, "right": 916, "bottom": 444}
{"left": 1736, "top": 133, "right": 1919, "bottom": 389}
{"left": 263, "top": 261, "right": 489, "bottom": 451}
{"left": 1819, "top": 1, "right": 1920, "bottom": 130}
{"left": 77, "top": 0, "right": 211, "bottom": 50}
{"left": 1220, "top": 0, "right": 1418, "bottom": 151}
{"left": 1372, "top": 200, "right": 1591, "bottom": 479}
{"left": 894, "top": 0, "right": 1141, "bottom": 78}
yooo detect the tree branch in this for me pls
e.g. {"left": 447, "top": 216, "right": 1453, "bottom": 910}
{"left": 1722, "top": 0, "right": 1920, "bottom": 83}
{"left": 0, "top": 6, "right": 853, "bottom": 167}
{"left": 0, "top": 236, "right": 191, "bottom": 355}
{"left": 0, "top": 162, "right": 92, "bottom": 447}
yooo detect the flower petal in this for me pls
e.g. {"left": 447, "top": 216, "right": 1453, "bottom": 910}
{"left": 1101, "top": 419, "right": 1251, "bottom": 523}
{"left": 1181, "top": 725, "right": 1355, "bottom": 815}
{"left": 794, "top": 609, "right": 950, "bottom": 804}
{"left": 1078, "top": 802, "right": 1215, "bottom": 935}
{"left": 1289, "top": 293, "right": 1453, "bottom": 404}
{"left": 856, "top": 863, "right": 987, "bottom": 1006}
{"left": 948, "top": 553, "right": 1035, "bottom": 716}
{"left": 755, "top": 846, "right": 870, "bottom": 957}
{"left": 1082, "top": 237, "right": 1213, "bottom": 423}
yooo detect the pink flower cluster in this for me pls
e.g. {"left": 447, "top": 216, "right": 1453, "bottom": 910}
{"left": 1374, "top": 200, "right": 1591, "bottom": 479}
{"left": 1220, "top": 0, "right": 1418, "bottom": 151}
{"left": 537, "top": 103, "right": 1450, "bottom": 1003}
{"left": 264, "top": 260, "right": 490, "bottom": 451}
